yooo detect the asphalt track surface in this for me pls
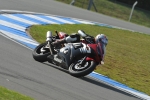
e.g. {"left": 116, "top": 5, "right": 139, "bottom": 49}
{"left": 0, "top": 0, "right": 148, "bottom": 100}
{"left": 0, "top": 0, "right": 150, "bottom": 34}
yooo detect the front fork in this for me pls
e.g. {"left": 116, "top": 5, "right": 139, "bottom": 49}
{"left": 47, "top": 41, "right": 54, "bottom": 55}
{"left": 46, "top": 31, "right": 54, "bottom": 55}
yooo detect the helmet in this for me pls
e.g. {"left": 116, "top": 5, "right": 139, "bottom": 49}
{"left": 95, "top": 34, "right": 108, "bottom": 63}
{"left": 95, "top": 34, "right": 108, "bottom": 46}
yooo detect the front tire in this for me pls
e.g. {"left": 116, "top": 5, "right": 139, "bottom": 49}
{"left": 69, "top": 60, "right": 97, "bottom": 77}
{"left": 32, "top": 42, "right": 50, "bottom": 62}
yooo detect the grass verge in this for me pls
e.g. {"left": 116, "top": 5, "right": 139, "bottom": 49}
{"left": 56, "top": 0, "right": 150, "bottom": 28}
{"left": 29, "top": 24, "right": 150, "bottom": 96}
{"left": 0, "top": 86, "right": 33, "bottom": 100}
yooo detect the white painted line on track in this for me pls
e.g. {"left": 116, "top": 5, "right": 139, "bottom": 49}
{"left": 1, "top": 14, "right": 39, "bottom": 25}
{"left": 0, "top": 20, "right": 26, "bottom": 31}
{"left": 0, "top": 32, "right": 33, "bottom": 50}
{"left": 23, "top": 14, "right": 59, "bottom": 24}
{"left": 72, "top": 18, "right": 96, "bottom": 24}
{"left": 45, "top": 16, "right": 75, "bottom": 24}
{"left": 0, "top": 30, "right": 38, "bottom": 46}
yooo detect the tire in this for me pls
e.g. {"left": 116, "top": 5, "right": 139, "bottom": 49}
{"left": 32, "top": 42, "right": 50, "bottom": 62}
{"left": 69, "top": 60, "right": 97, "bottom": 77}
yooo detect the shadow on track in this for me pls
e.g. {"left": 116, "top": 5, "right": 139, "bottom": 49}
{"left": 41, "top": 62, "right": 142, "bottom": 100}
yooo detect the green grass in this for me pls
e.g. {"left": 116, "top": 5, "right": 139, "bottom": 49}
{"left": 0, "top": 86, "right": 33, "bottom": 100}
{"left": 56, "top": 0, "right": 150, "bottom": 28}
{"left": 28, "top": 24, "right": 150, "bottom": 96}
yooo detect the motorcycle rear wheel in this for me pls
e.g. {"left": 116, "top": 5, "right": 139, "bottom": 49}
{"left": 32, "top": 42, "right": 50, "bottom": 62}
{"left": 69, "top": 60, "right": 97, "bottom": 77}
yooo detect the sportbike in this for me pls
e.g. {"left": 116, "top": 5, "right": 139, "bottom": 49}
{"left": 32, "top": 30, "right": 108, "bottom": 77}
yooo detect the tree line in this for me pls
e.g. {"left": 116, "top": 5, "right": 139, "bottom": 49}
{"left": 115, "top": 0, "right": 150, "bottom": 11}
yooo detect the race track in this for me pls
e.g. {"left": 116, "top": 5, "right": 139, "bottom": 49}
{"left": 0, "top": 0, "right": 149, "bottom": 100}
{"left": 0, "top": 0, "right": 150, "bottom": 34}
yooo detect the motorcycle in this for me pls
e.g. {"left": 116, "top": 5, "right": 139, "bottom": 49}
{"left": 32, "top": 30, "right": 108, "bottom": 77}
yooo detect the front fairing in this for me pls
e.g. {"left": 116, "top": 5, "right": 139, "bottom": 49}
{"left": 58, "top": 43, "right": 84, "bottom": 68}
{"left": 87, "top": 42, "right": 106, "bottom": 65}
{"left": 58, "top": 44, "right": 72, "bottom": 68}
{"left": 87, "top": 44, "right": 101, "bottom": 64}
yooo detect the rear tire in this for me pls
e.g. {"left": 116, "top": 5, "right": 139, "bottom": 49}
{"left": 69, "top": 60, "right": 96, "bottom": 77}
{"left": 32, "top": 42, "right": 50, "bottom": 62}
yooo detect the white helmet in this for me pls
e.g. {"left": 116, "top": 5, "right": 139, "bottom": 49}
{"left": 95, "top": 34, "right": 108, "bottom": 46}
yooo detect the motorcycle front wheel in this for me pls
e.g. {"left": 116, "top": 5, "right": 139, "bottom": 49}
{"left": 68, "top": 60, "right": 97, "bottom": 77}
{"left": 32, "top": 42, "right": 50, "bottom": 62}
